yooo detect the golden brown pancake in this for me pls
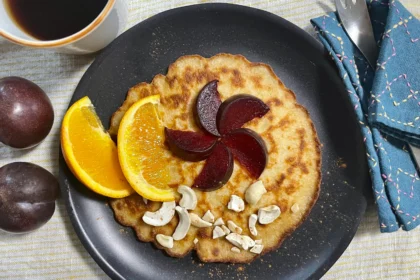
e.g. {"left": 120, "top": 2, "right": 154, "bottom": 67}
{"left": 109, "top": 54, "right": 321, "bottom": 263}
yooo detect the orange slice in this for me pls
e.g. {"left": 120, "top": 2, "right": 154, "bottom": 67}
{"left": 61, "top": 96, "right": 134, "bottom": 198}
{"left": 117, "top": 95, "right": 175, "bottom": 202}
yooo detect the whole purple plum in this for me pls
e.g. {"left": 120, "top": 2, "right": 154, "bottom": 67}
{"left": 0, "top": 77, "right": 54, "bottom": 149}
{"left": 0, "top": 162, "right": 59, "bottom": 233}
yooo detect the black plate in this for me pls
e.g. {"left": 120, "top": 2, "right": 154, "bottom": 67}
{"left": 59, "top": 4, "right": 369, "bottom": 280}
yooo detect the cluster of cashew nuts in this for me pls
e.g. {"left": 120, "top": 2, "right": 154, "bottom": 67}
{"left": 143, "top": 180, "right": 299, "bottom": 254}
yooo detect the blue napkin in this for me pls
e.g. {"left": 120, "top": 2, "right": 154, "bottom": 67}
{"left": 311, "top": 0, "right": 420, "bottom": 232}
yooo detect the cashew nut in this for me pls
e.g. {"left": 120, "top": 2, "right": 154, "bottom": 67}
{"left": 227, "top": 220, "right": 242, "bottom": 234}
{"left": 202, "top": 210, "right": 215, "bottom": 223}
{"left": 194, "top": 238, "right": 199, "bottom": 244}
{"left": 245, "top": 181, "right": 267, "bottom": 205}
{"left": 250, "top": 244, "right": 264, "bottom": 254}
{"left": 226, "top": 233, "right": 248, "bottom": 250}
{"left": 258, "top": 205, "right": 281, "bottom": 225}
{"left": 242, "top": 235, "right": 256, "bottom": 248}
{"left": 213, "top": 226, "right": 226, "bottom": 239}
{"left": 172, "top": 206, "right": 191, "bottom": 241}
{"left": 291, "top": 203, "right": 300, "bottom": 213}
{"left": 178, "top": 185, "right": 197, "bottom": 210}
{"left": 231, "top": 247, "right": 241, "bottom": 253}
{"left": 227, "top": 195, "right": 245, "bottom": 212}
{"left": 142, "top": 201, "right": 176, "bottom": 226}
{"left": 156, "top": 234, "right": 173, "bottom": 249}
{"left": 214, "top": 217, "right": 225, "bottom": 226}
{"left": 221, "top": 225, "right": 231, "bottom": 235}
{"left": 190, "top": 213, "right": 212, "bottom": 228}
{"left": 248, "top": 214, "right": 258, "bottom": 236}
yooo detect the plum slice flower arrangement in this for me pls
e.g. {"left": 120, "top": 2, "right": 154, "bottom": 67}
{"left": 165, "top": 80, "right": 270, "bottom": 191}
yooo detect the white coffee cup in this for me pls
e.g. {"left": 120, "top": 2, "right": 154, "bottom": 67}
{"left": 0, "top": 0, "right": 128, "bottom": 54}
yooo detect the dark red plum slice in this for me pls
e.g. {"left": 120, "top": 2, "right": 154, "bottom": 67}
{"left": 194, "top": 80, "right": 221, "bottom": 136}
{"left": 165, "top": 128, "right": 217, "bottom": 162}
{"left": 217, "top": 94, "right": 270, "bottom": 135}
{"left": 193, "top": 142, "right": 233, "bottom": 191}
{"left": 222, "top": 128, "right": 268, "bottom": 179}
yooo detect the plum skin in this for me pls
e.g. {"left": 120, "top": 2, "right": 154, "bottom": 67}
{"left": 0, "top": 76, "right": 54, "bottom": 149}
{"left": 0, "top": 162, "right": 59, "bottom": 233}
{"left": 193, "top": 142, "right": 233, "bottom": 191}
{"left": 194, "top": 80, "right": 221, "bottom": 137}
{"left": 217, "top": 94, "right": 270, "bottom": 135}
{"left": 164, "top": 128, "right": 217, "bottom": 162}
{"left": 222, "top": 128, "right": 268, "bottom": 179}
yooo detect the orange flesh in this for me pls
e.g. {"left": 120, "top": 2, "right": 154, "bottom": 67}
{"left": 68, "top": 106, "right": 129, "bottom": 190}
{"left": 122, "top": 103, "right": 171, "bottom": 190}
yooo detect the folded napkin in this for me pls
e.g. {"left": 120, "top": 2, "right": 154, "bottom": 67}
{"left": 311, "top": 0, "right": 420, "bottom": 232}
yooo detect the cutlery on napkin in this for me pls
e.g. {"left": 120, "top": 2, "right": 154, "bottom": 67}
{"left": 311, "top": 0, "right": 420, "bottom": 232}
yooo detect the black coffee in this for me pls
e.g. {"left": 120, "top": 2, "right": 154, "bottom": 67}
{"left": 5, "top": 0, "right": 108, "bottom": 41}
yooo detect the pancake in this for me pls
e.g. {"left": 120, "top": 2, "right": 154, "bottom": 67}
{"left": 109, "top": 54, "right": 321, "bottom": 263}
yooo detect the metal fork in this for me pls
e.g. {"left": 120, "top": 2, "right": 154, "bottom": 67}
{"left": 335, "top": 0, "right": 420, "bottom": 166}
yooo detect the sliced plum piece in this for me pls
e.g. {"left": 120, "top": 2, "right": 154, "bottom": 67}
{"left": 217, "top": 94, "right": 270, "bottom": 135}
{"left": 193, "top": 142, "right": 233, "bottom": 191}
{"left": 194, "top": 80, "right": 221, "bottom": 136}
{"left": 222, "top": 128, "right": 268, "bottom": 179}
{"left": 165, "top": 128, "right": 217, "bottom": 162}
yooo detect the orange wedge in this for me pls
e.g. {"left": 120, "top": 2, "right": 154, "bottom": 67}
{"left": 61, "top": 96, "right": 134, "bottom": 198}
{"left": 117, "top": 95, "right": 175, "bottom": 202}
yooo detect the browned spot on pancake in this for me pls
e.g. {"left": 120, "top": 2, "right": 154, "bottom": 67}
{"left": 231, "top": 69, "right": 244, "bottom": 87}
{"left": 277, "top": 116, "right": 292, "bottom": 129}
{"left": 115, "top": 201, "right": 122, "bottom": 211}
{"left": 164, "top": 93, "right": 190, "bottom": 109}
{"left": 184, "top": 71, "right": 194, "bottom": 84}
{"left": 140, "top": 88, "right": 150, "bottom": 98}
{"left": 268, "top": 115, "right": 273, "bottom": 121}
{"left": 298, "top": 162, "right": 309, "bottom": 174}
{"left": 221, "top": 67, "right": 228, "bottom": 73}
{"left": 212, "top": 248, "right": 220, "bottom": 256}
{"left": 285, "top": 144, "right": 309, "bottom": 175}
{"left": 285, "top": 156, "right": 296, "bottom": 164}
{"left": 180, "top": 112, "right": 189, "bottom": 121}
{"left": 228, "top": 168, "right": 248, "bottom": 190}
{"left": 196, "top": 71, "right": 207, "bottom": 83}
{"left": 296, "top": 128, "right": 305, "bottom": 136}
{"left": 279, "top": 199, "right": 289, "bottom": 213}
{"left": 284, "top": 183, "right": 298, "bottom": 195}
{"left": 125, "top": 199, "right": 138, "bottom": 214}
{"left": 198, "top": 228, "right": 210, "bottom": 238}
{"left": 266, "top": 97, "right": 283, "bottom": 107}
{"left": 251, "top": 76, "right": 263, "bottom": 89}
{"left": 297, "top": 129, "right": 306, "bottom": 150}
{"left": 265, "top": 132, "right": 277, "bottom": 155}
{"left": 199, "top": 70, "right": 219, "bottom": 84}
{"left": 184, "top": 66, "right": 219, "bottom": 85}
{"left": 269, "top": 173, "right": 286, "bottom": 191}
{"left": 168, "top": 77, "right": 176, "bottom": 88}
{"left": 180, "top": 84, "right": 190, "bottom": 97}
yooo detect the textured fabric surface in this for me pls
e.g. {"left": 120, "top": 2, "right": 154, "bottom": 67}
{"left": 1, "top": 0, "right": 420, "bottom": 279}
{"left": 312, "top": 0, "right": 420, "bottom": 233}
